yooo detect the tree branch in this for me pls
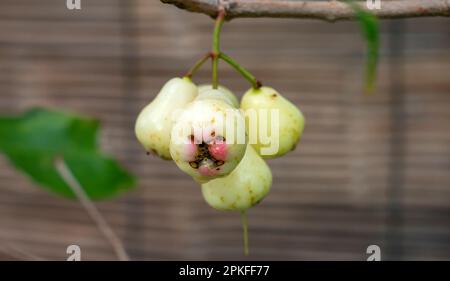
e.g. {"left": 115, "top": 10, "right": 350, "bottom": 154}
{"left": 55, "top": 158, "right": 130, "bottom": 261}
{"left": 160, "top": 0, "right": 450, "bottom": 21}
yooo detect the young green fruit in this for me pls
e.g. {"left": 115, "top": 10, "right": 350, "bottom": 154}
{"left": 201, "top": 145, "right": 272, "bottom": 211}
{"left": 135, "top": 77, "right": 197, "bottom": 159}
{"left": 240, "top": 86, "right": 305, "bottom": 159}
{"left": 170, "top": 88, "right": 247, "bottom": 183}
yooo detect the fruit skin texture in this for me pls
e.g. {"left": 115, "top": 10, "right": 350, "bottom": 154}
{"left": 240, "top": 86, "right": 305, "bottom": 159}
{"left": 197, "top": 84, "right": 239, "bottom": 108}
{"left": 170, "top": 88, "right": 247, "bottom": 183}
{"left": 135, "top": 77, "right": 198, "bottom": 160}
{"left": 201, "top": 145, "right": 272, "bottom": 211}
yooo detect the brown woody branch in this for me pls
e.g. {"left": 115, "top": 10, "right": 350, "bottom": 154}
{"left": 160, "top": 0, "right": 450, "bottom": 21}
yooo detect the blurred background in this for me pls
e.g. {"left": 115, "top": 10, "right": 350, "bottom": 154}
{"left": 0, "top": 0, "right": 449, "bottom": 260}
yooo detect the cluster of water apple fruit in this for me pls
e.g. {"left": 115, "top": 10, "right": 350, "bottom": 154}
{"left": 135, "top": 77, "right": 305, "bottom": 212}
{"left": 134, "top": 9, "right": 305, "bottom": 254}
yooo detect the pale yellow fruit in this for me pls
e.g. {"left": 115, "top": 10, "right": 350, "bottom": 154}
{"left": 135, "top": 77, "right": 197, "bottom": 159}
{"left": 201, "top": 145, "right": 272, "bottom": 211}
{"left": 240, "top": 86, "right": 305, "bottom": 158}
{"left": 170, "top": 88, "right": 247, "bottom": 183}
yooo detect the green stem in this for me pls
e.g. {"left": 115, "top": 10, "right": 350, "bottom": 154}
{"left": 212, "top": 57, "right": 219, "bottom": 89}
{"left": 241, "top": 210, "right": 249, "bottom": 256}
{"left": 212, "top": 9, "right": 225, "bottom": 89}
{"left": 185, "top": 53, "right": 211, "bottom": 78}
{"left": 219, "top": 53, "right": 262, "bottom": 89}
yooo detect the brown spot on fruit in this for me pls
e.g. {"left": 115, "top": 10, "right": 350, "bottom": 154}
{"left": 189, "top": 161, "right": 199, "bottom": 169}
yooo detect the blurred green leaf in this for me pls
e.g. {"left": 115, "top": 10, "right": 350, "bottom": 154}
{"left": 346, "top": 0, "right": 380, "bottom": 94}
{"left": 0, "top": 108, "right": 135, "bottom": 200}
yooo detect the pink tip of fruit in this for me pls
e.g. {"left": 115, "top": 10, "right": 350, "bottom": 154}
{"left": 182, "top": 141, "right": 198, "bottom": 161}
{"left": 198, "top": 165, "right": 218, "bottom": 177}
{"left": 208, "top": 142, "right": 227, "bottom": 161}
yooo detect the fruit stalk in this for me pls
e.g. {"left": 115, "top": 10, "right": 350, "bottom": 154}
{"left": 219, "top": 53, "right": 262, "bottom": 89}
{"left": 186, "top": 53, "right": 212, "bottom": 78}
{"left": 212, "top": 9, "right": 225, "bottom": 89}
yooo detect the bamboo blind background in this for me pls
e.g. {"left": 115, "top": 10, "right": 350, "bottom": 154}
{"left": 0, "top": 0, "right": 449, "bottom": 260}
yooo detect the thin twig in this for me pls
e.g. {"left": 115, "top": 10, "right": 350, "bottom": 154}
{"left": 161, "top": 0, "right": 450, "bottom": 21}
{"left": 54, "top": 158, "right": 130, "bottom": 261}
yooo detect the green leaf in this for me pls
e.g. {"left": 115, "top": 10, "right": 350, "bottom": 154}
{"left": 0, "top": 108, "right": 135, "bottom": 200}
{"left": 346, "top": 1, "right": 380, "bottom": 94}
